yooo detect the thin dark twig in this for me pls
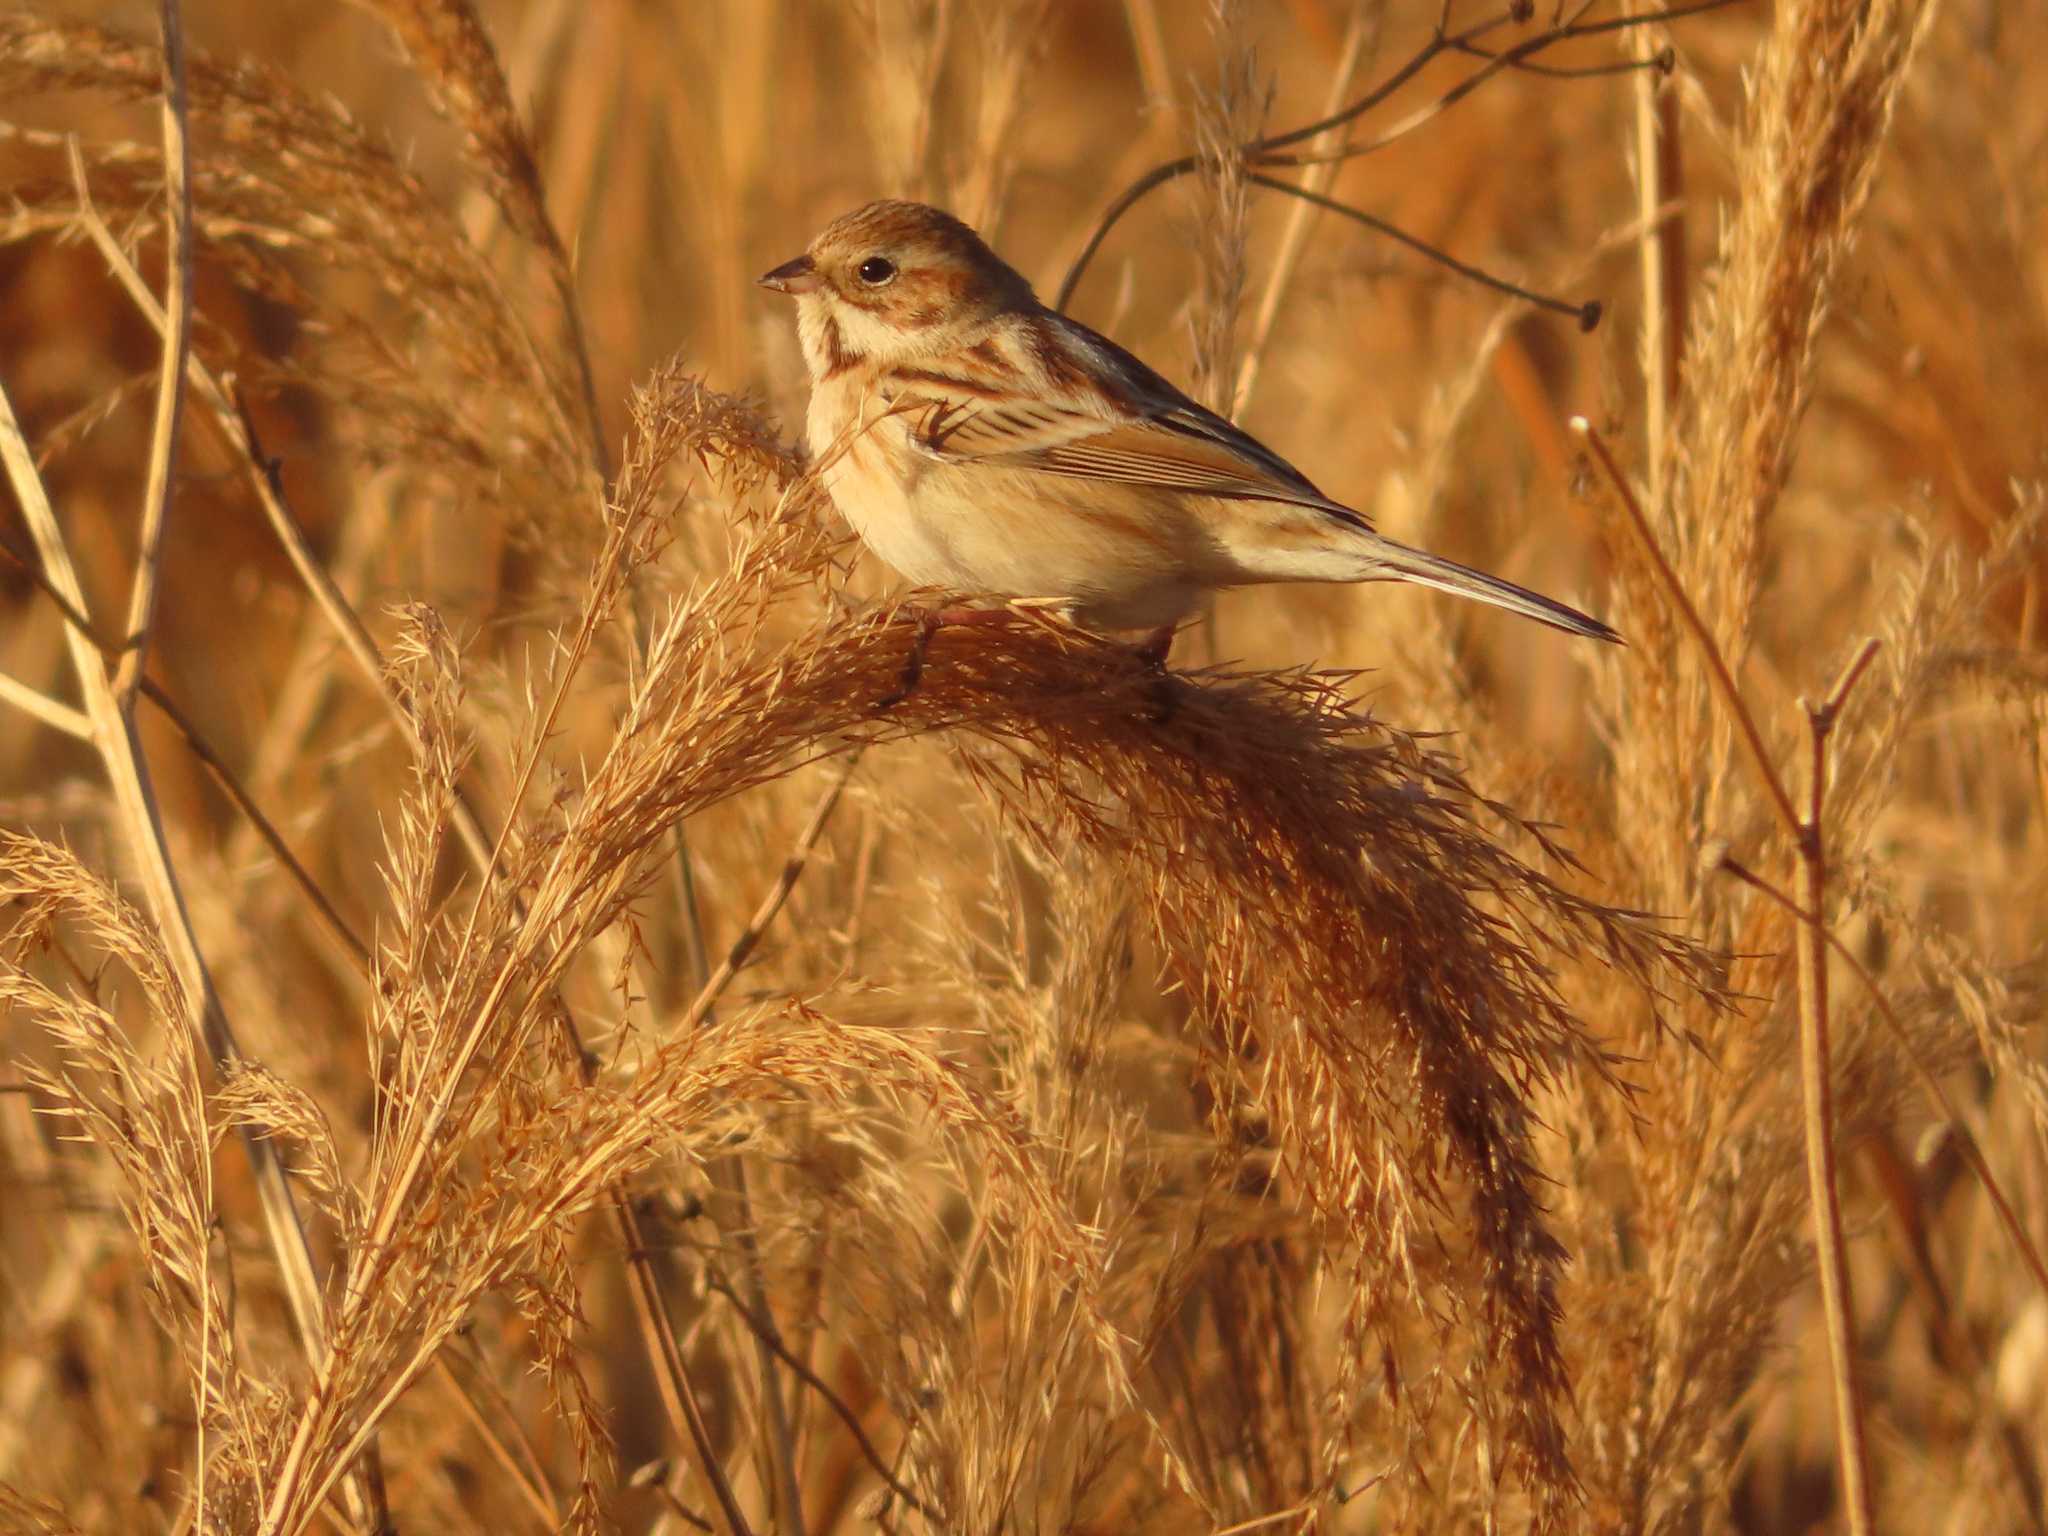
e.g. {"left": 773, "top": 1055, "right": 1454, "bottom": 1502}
{"left": 136, "top": 681, "right": 373, "bottom": 977}
{"left": 676, "top": 755, "right": 863, "bottom": 1536}
{"left": 434, "top": 1354, "right": 560, "bottom": 1531}
{"left": 1449, "top": 37, "right": 1676, "bottom": 75}
{"left": 611, "top": 1191, "right": 757, "bottom": 1536}
{"left": 1864, "top": 1134, "right": 2048, "bottom": 1531}
{"left": 552, "top": 269, "right": 611, "bottom": 487}
{"left": 1245, "top": 173, "right": 1600, "bottom": 328}
{"left": 0, "top": 528, "right": 115, "bottom": 650}
{"left": 1055, "top": 0, "right": 1739, "bottom": 310}
{"left": 685, "top": 754, "right": 862, "bottom": 1028}
{"left": 1256, "top": 0, "right": 1710, "bottom": 169}
{"left": 1254, "top": 6, "right": 1520, "bottom": 151}
{"left": 651, "top": 1484, "right": 717, "bottom": 1533}
{"left": 1530, "top": 0, "right": 1734, "bottom": 41}
{"left": 1056, "top": 153, "right": 1199, "bottom": 311}
{"left": 702, "top": 1275, "right": 935, "bottom": 1523}
{"left": 1816, "top": 636, "right": 1882, "bottom": 726}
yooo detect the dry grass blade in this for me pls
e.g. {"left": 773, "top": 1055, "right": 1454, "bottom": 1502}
{"left": 110, "top": 0, "right": 191, "bottom": 707}
{"left": 0, "top": 671, "right": 89, "bottom": 738}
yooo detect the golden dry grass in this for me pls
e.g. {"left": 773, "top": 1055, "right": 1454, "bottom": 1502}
{"left": 1, "top": 1, "right": 2044, "bottom": 1533}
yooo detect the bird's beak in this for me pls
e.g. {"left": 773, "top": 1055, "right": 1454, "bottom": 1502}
{"left": 757, "top": 254, "right": 821, "bottom": 295}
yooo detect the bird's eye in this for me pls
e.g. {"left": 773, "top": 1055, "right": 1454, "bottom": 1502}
{"left": 856, "top": 256, "right": 897, "bottom": 286}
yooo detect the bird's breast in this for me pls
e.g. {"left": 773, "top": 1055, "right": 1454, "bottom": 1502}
{"left": 803, "top": 372, "right": 1210, "bottom": 629}
{"left": 808, "top": 378, "right": 960, "bottom": 587}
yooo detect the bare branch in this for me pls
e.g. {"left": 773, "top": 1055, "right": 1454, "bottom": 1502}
{"left": 1246, "top": 172, "right": 1599, "bottom": 328}
{"left": 1057, "top": 0, "right": 1739, "bottom": 311}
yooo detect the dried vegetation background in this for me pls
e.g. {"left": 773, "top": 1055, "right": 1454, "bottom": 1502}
{"left": 0, "top": 0, "right": 2044, "bottom": 1532}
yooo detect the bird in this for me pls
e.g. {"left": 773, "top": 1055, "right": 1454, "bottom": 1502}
{"left": 758, "top": 198, "right": 1618, "bottom": 661}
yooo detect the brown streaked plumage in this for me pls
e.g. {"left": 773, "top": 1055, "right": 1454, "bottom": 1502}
{"left": 759, "top": 199, "right": 1619, "bottom": 644}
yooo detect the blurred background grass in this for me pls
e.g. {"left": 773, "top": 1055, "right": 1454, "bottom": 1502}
{"left": 3, "top": 0, "right": 2045, "bottom": 1532}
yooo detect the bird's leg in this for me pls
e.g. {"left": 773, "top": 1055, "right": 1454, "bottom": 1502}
{"left": 1132, "top": 623, "right": 1181, "bottom": 724}
{"left": 1134, "top": 624, "right": 1177, "bottom": 670}
{"left": 873, "top": 607, "right": 944, "bottom": 711}
{"left": 871, "top": 605, "right": 1012, "bottom": 711}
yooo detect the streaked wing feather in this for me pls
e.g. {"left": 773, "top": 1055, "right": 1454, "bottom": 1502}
{"left": 896, "top": 339, "right": 1370, "bottom": 529}
{"left": 1042, "top": 420, "right": 1327, "bottom": 501}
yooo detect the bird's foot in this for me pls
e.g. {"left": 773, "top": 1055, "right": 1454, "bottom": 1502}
{"left": 872, "top": 608, "right": 943, "bottom": 712}
{"left": 1133, "top": 623, "right": 1181, "bottom": 724}
{"left": 1133, "top": 623, "right": 1177, "bottom": 670}
{"left": 870, "top": 605, "right": 1012, "bottom": 712}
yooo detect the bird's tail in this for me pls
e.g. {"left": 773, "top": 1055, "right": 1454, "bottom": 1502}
{"left": 1366, "top": 537, "right": 1622, "bottom": 644}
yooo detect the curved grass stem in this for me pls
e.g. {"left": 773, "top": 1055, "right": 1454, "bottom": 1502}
{"left": 1575, "top": 417, "right": 1875, "bottom": 1535}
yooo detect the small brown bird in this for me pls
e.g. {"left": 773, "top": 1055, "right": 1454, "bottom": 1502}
{"left": 761, "top": 199, "right": 1617, "bottom": 650}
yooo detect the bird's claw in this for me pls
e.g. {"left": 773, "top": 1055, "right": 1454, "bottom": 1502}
{"left": 872, "top": 608, "right": 942, "bottom": 712}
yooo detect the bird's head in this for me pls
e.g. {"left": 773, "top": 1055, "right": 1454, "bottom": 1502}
{"left": 759, "top": 199, "right": 1035, "bottom": 377}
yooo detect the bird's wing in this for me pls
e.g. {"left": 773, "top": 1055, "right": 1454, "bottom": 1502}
{"left": 890, "top": 316, "right": 1373, "bottom": 532}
